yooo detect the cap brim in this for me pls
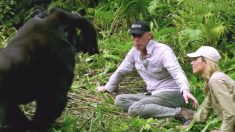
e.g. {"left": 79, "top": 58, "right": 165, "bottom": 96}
{"left": 186, "top": 52, "right": 201, "bottom": 58}
{"left": 130, "top": 30, "right": 145, "bottom": 35}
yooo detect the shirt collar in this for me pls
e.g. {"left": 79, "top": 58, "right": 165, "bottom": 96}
{"left": 145, "top": 39, "right": 155, "bottom": 57}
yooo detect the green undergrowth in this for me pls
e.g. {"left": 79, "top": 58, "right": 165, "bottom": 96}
{"left": 1, "top": 0, "right": 234, "bottom": 131}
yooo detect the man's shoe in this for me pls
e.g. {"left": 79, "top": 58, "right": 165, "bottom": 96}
{"left": 175, "top": 108, "right": 194, "bottom": 125}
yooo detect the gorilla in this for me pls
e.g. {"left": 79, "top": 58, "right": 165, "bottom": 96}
{"left": 0, "top": 8, "right": 98, "bottom": 131}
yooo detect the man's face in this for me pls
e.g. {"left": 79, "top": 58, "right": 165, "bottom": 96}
{"left": 131, "top": 32, "right": 151, "bottom": 51}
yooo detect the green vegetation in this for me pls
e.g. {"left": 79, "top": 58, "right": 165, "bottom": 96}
{"left": 1, "top": 0, "right": 234, "bottom": 131}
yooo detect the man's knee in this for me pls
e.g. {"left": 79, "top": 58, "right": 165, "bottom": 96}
{"left": 128, "top": 103, "right": 142, "bottom": 117}
{"left": 114, "top": 95, "right": 125, "bottom": 107}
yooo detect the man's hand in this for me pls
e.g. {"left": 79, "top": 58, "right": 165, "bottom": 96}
{"left": 96, "top": 86, "right": 107, "bottom": 93}
{"left": 182, "top": 89, "right": 199, "bottom": 108}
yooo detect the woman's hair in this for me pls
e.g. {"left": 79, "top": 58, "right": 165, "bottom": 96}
{"left": 201, "top": 57, "right": 220, "bottom": 93}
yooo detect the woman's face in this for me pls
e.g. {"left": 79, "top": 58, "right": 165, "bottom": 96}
{"left": 191, "top": 57, "right": 206, "bottom": 75}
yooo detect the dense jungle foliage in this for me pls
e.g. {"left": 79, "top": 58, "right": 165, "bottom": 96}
{"left": 0, "top": 0, "right": 235, "bottom": 131}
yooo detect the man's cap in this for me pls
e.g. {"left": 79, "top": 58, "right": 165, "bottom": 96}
{"left": 187, "top": 46, "right": 221, "bottom": 62}
{"left": 130, "top": 21, "right": 150, "bottom": 35}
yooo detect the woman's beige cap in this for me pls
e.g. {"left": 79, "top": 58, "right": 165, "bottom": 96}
{"left": 187, "top": 46, "right": 221, "bottom": 62}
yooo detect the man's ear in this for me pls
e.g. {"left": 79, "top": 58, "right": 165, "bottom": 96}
{"left": 148, "top": 32, "right": 152, "bottom": 39}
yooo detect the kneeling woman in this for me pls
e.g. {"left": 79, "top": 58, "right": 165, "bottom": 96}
{"left": 187, "top": 46, "right": 235, "bottom": 132}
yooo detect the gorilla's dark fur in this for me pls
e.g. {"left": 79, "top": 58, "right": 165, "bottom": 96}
{"left": 0, "top": 8, "right": 98, "bottom": 131}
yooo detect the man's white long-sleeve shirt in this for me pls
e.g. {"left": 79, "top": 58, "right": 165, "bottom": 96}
{"left": 105, "top": 40, "right": 190, "bottom": 95}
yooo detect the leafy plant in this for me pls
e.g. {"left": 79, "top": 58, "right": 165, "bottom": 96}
{"left": 1, "top": 0, "right": 234, "bottom": 131}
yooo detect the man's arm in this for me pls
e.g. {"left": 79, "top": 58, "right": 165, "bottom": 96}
{"left": 96, "top": 48, "right": 135, "bottom": 93}
{"left": 162, "top": 47, "right": 198, "bottom": 108}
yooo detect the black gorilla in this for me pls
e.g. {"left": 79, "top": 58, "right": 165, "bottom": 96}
{"left": 0, "top": 8, "right": 98, "bottom": 131}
